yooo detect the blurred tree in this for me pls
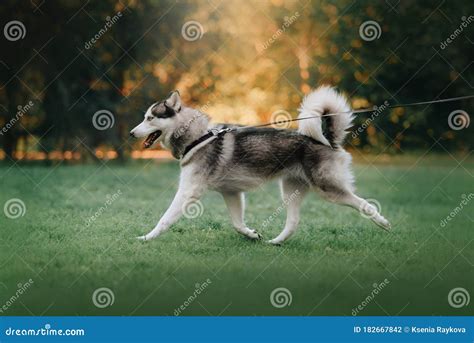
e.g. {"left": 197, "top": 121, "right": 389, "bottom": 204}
{"left": 0, "top": 0, "right": 472, "bottom": 161}
{"left": 0, "top": 0, "right": 183, "bottom": 161}
{"left": 310, "top": 1, "right": 474, "bottom": 151}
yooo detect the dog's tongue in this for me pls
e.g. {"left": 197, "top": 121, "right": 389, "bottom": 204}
{"left": 143, "top": 137, "right": 153, "bottom": 149}
{"left": 143, "top": 131, "right": 161, "bottom": 149}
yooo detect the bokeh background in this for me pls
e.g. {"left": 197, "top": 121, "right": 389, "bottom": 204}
{"left": 1, "top": 0, "right": 472, "bottom": 161}
{"left": 0, "top": 0, "right": 473, "bottom": 317}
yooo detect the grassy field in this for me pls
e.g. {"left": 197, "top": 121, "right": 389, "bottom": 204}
{"left": 0, "top": 153, "right": 473, "bottom": 316}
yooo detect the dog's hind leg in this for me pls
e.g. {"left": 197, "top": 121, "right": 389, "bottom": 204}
{"left": 268, "top": 178, "right": 308, "bottom": 245}
{"left": 343, "top": 192, "right": 391, "bottom": 230}
{"left": 222, "top": 192, "right": 261, "bottom": 239}
{"left": 318, "top": 185, "right": 391, "bottom": 231}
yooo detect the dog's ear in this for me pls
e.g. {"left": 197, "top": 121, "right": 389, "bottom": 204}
{"left": 165, "top": 90, "right": 181, "bottom": 112}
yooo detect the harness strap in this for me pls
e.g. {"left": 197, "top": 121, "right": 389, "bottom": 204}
{"left": 181, "top": 127, "right": 233, "bottom": 159}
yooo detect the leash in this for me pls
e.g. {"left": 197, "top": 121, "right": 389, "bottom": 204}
{"left": 248, "top": 94, "right": 474, "bottom": 129}
{"left": 181, "top": 94, "right": 473, "bottom": 159}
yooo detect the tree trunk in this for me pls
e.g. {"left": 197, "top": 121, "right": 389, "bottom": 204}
{"left": 3, "top": 78, "right": 21, "bottom": 161}
{"left": 3, "top": 130, "right": 17, "bottom": 160}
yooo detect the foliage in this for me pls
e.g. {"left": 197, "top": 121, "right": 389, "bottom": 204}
{"left": 0, "top": 1, "right": 472, "bottom": 161}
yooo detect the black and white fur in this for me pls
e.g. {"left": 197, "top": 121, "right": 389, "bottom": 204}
{"left": 130, "top": 87, "right": 391, "bottom": 244}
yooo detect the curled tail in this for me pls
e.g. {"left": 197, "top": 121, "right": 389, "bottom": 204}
{"left": 297, "top": 86, "right": 353, "bottom": 147}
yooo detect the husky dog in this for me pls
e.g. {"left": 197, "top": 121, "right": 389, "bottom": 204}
{"left": 130, "top": 87, "right": 391, "bottom": 244}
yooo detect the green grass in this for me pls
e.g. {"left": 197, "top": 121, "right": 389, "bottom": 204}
{"left": 0, "top": 154, "right": 473, "bottom": 316}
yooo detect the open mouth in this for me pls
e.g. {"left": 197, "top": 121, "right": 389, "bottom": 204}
{"left": 143, "top": 130, "right": 162, "bottom": 149}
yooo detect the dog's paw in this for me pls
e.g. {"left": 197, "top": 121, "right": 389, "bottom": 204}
{"left": 246, "top": 229, "right": 262, "bottom": 240}
{"left": 136, "top": 235, "right": 147, "bottom": 241}
{"left": 374, "top": 215, "right": 391, "bottom": 231}
{"left": 267, "top": 238, "right": 283, "bottom": 246}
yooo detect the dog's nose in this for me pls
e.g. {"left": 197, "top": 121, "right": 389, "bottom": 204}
{"left": 130, "top": 131, "right": 135, "bottom": 138}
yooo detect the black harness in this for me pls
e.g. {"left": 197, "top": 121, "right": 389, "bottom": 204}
{"left": 181, "top": 127, "right": 233, "bottom": 159}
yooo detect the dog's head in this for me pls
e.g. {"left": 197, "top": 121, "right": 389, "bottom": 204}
{"left": 130, "top": 91, "right": 210, "bottom": 152}
{"left": 130, "top": 91, "right": 183, "bottom": 149}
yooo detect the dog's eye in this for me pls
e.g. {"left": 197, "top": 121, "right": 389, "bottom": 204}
{"left": 147, "top": 117, "right": 154, "bottom": 121}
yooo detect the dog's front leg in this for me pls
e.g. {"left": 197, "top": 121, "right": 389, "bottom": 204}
{"left": 138, "top": 173, "right": 205, "bottom": 241}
